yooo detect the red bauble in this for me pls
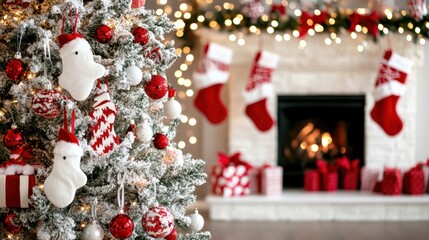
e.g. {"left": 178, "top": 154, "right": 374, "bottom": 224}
{"left": 153, "top": 133, "right": 168, "bottom": 149}
{"left": 142, "top": 206, "right": 174, "bottom": 238}
{"left": 32, "top": 88, "right": 62, "bottom": 119}
{"left": 132, "top": 27, "right": 150, "bottom": 46}
{"left": 3, "top": 126, "right": 24, "bottom": 150}
{"left": 131, "top": 0, "right": 146, "bottom": 8}
{"left": 109, "top": 214, "right": 134, "bottom": 239}
{"left": 144, "top": 75, "right": 168, "bottom": 100}
{"left": 5, "top": 58, "right": 26, "bottom": 81}
{"left": 95, "top": 24, "right": 113, "bottom": 44}
{"left": 4, "top": 213, "right": 22, "bottom": 234}
{"left": 168, "top": 87, "right": 176, "bottom": 99}
{"left": 165, "top": 228, "right": 178, "bottom": 240}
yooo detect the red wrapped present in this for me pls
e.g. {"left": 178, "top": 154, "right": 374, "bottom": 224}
{"left": 261, "top": 166, "right": 283, "bottom": 196}
{"left": 337, "top": 156, "right": 360, "bottom": 190}
{"left": 424, "top": 159, "right": 429, "bottom": 193}
{"left": 381, "top": 168, "right": 402, "bottom": 195}
{"left": 360, "top": 167, "right": 382, "bottom": 192}
{"left": 403, "top": 164, "right": 425, "bottom": 195}
{"left": 317, "top": 160, "right": 338, "bottom": 192}
{"left": 0, "top": 175, "right": 36, "bottom": 208}
{"left": 304, "top": 170, "right": 320, "bottom": 191}
{"left": 211, "top": 152, "right": 252, "bottom": 197}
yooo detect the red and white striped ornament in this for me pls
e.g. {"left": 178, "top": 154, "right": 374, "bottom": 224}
{"left": 142, "top": 205, "right": 174, "bottom": 238}
{"left": 32, "top": 86, "right": 62, "bottom": 119}
{"left": 0, "top": 175, "right": 36, "bottom": 208}
{"left": 88, "top": 78, "right": 120, "bottom": 156}
{"left": 408, "top": 0, "right": 428, "bottom": 20}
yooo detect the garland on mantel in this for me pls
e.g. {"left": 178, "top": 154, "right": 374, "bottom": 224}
{"left": 177, "top": 4, "right": 429, "bottom": 47}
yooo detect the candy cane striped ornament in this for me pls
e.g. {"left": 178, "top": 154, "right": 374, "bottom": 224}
{"left": 88, "top": 77, "right": 120, "bottom": 156}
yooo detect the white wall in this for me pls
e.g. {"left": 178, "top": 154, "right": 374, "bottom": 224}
{"left": 416, "top": 44, "right": 429, "bottom": 162}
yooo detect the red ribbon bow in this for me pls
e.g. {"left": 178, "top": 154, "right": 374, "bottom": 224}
{"left": 316, "top": 159, "right": 338, "bottom": 174}
{"left": 348, "top": 11, "right": 381, "bottom": 38}
{"left": 270, "top": 4, "right": 286, "bottom": 16}
{"left": 336, "top": 156, "right": 360, "bottom": 173}
{"left": 411, "top": 163, "right": 424, "bottom": 171}
{"left": 217, "top": 152, "right": 253, "bottom": 170}
{"left": 299, "top": 10, "right": 328, "bottom": 38}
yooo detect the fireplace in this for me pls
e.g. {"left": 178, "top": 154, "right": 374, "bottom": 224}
{"left": 277, "top": 95, "right": 365, "bottom": 188}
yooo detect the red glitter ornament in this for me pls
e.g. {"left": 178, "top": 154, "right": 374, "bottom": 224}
{"left": 165, "top": 228, "right": 178, "bottom": 240}
{"left": 4, "top": 213, "right": 22, "bottom": 234}
{"left": 142, "top": 206, "right": 174, "bottom": 238}
{"left": 3, "top": 125, "right": 24, "bottom": 150}
{"left": 5, "top": 58, "right": 26, "bottom": 81}
{"left": 95, "top": 24, "right": 113, "bottom": 44}
{"left": 32, "top": 88, "right": 62, "bottom": 119}
{"left": 144, "top": 75, "right": 168, "bottom": 100}
{"left": 109, "top": 214, "right": 134, "bottom": 239}
{"left": 153, "top": 133, "right": 168, "bottom": 149}
{"left": 132, "top": 27, "right": 149, "bottom": 46}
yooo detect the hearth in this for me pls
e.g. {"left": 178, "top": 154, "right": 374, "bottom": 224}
{"left": 277, "top": 95, "right": 365, "bottom": 188}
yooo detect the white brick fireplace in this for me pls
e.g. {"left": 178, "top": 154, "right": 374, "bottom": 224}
{"left": 201, "top": 31, "right": 429, "bottom": 221}
{"left": 202, "top": 30, "right": 423, "bottom": 171}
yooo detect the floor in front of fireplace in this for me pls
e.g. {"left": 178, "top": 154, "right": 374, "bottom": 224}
{"left": 203, "top": 219, "right": 429, "bottom": 240}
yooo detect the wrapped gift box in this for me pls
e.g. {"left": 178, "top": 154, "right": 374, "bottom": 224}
{"left": 211, "top": 152, "right": 252, "bottom": 197}
{"left": 321, "top": 172, "right": 338, "bottom": 191}
{"left": 337, "top": 157, "right": 360, "bottom": 190}
{"left": 381, "top": 168, "right": 402, "bottom": 195}
{"left": 304, "top": 170, "right": 320, "bottom": 191}
{"left": 0, "top": 174, "right": 36, "bottom": 208}
{"left": 403, "top": 164, "right": 425, "bottom": 195}
{"left": 342, "top": 171, "right": 359, "bottom": 190}
{"left": 261, "top": 166, "right": 283, "bottom": 196}
{"left": 316, "top": 160, "right": 338, "bottom": 192}
{"left": 361, "top": 167, "right": 382, "bottom": 192}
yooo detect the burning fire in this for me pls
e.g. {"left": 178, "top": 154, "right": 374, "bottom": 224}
{"left": 287, "top": 122, "right": 340, "bottom": 160}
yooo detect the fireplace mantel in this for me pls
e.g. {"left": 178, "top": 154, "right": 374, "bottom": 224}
{"left": 197, "top": 29, "right": 424, "bottom": 171}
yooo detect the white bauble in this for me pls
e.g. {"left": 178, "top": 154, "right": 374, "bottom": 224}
{"left": 189, "top": 209, "right": 204, "bottom": 233}
{"left": 125, "top": 65, "right": 143, "bottom": 86}
{"left": 136, "top": 122, "right": 153, "bottom": 143}
{"left": 82, "top": 221, "right": 104, "bottom": 240}
{"left": 164, "top": 98, "right": 182, "bottom": 120}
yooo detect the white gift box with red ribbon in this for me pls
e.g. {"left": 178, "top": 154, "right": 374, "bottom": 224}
{"left": 0, "top": 175, "right": 36, "bottom": 208}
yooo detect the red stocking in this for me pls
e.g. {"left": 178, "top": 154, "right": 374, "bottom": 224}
{"left": 243, "top": 50, "right": 279, "bottom": 132}
{"left": 370, "top": 50, "right": 412, "bottom": 136}
{"left": 193, "top": 43, "right": 233, "bottom": 124}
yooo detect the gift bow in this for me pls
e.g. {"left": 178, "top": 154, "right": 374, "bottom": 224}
{"left": 316, "top": 159, "right": 338, "bottom": 174}
{"left": 217, "top": 152, "right": 253, "bottom": 170}
{"left": 348, "top": 11, "right": 381, "bottom": 38}
{"left": 270, "top": 4, "right": 286, "bottom": 16}
{"left": 299, "top": 10, "right": 328, "bottom": 38}
{"left": 336, "top": 156, "right": 360, "bottom": 172}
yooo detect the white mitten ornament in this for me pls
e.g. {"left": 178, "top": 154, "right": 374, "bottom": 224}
{"left": 44, "top": 109, "right": 87, "bottom": 208}
{"left": 58, "top": 32, "right": 105, "bottom": 101}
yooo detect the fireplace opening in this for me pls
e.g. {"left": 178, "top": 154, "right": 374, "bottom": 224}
{"left": 277, "top": 95, "right": 365, "bottom": 188}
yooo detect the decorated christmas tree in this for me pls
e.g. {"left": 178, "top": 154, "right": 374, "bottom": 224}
{"left": 0, "top": 0, "right": 210, "bottom": 239}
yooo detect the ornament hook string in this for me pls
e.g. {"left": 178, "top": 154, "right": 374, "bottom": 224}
{"left": 43, "top": 36, "right": 51, "bottom": 83}
{"left": 117, "top": 173, "right": 127, "bottom": 213}
{"left": 16, "top": 25, "right": 25, "bottom": 56}
{"left": 91, "top": 198, "right": 98, "bottom": 221}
